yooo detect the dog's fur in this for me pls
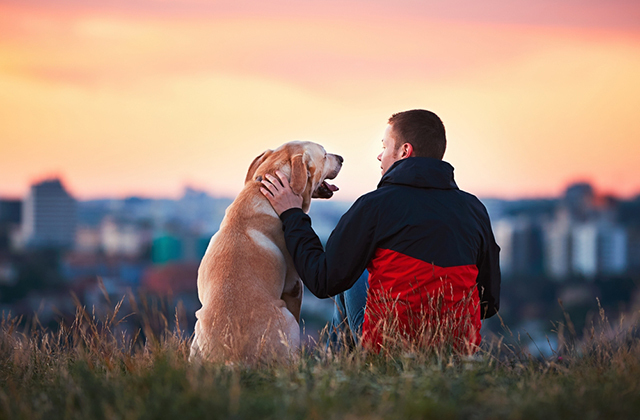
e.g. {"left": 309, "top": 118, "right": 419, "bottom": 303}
{"left": 190, "top": 141, "right": 342, "bottom": 364}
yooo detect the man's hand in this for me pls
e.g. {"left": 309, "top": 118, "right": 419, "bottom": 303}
{"left": 260, "top": 170, "right": 303, "bottom": 216}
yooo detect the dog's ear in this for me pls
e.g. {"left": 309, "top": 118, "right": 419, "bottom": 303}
{"left": 245, "top": 150, "right": 273, "bottom": 184}
{"left": 290, "top": 153, "right": 308, "bottom": 195}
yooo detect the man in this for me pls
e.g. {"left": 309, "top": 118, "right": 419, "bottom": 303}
{"left": 260, "top": 109, "right": 500, "bottom": 353}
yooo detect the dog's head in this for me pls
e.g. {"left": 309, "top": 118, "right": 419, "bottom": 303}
{"left": 245, "top": 141, "right": 343, "bottom": 212}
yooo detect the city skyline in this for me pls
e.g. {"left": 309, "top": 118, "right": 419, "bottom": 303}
{"left": 4, "top": 176, "right": 639, "bottom": 282}
{"left": 1, "top": 0, "right": 640, "bottom": 200}
{"left": 2, "top": 174, "right": 639, "bottom": 203}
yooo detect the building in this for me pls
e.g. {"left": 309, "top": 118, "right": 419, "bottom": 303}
{"left": 597, "top": 222, "right": 627, "bottom": 276}
{"left": 543, "top": 211, "right": 573, "bottom": 280}
{"left": 572, "top": 221, "right": 627, "bottom": 278}
{"left": 494, "top": 217, "right": 544, "bottom": 278}
{"left": 0, "top": 200, "right": 21, "bottom": 225}
{"left": 100, "top": 216, "right": 152, "bottom": 258}
{"left": 564, "top": 182, "right": 595, "bottom": 221}
{"left": 151, "top": 231, "right": 209, "bottom": 264}
{"left": 21, "top": 178, "right": 77, "bottom": 249}
{"left": 0, "top": 199, "right": 22, "bottom": 252}
{"left": 61, "top": 252, "right": 148, "bottom": 287}
{"left": 572, "top": 223, "right": 598, "bottom": 277}
{"left": 627, "top": 227, "right": 640, "bottom": 274}
{"left": 75, "top": 226, "right": 102, "bottom": 254}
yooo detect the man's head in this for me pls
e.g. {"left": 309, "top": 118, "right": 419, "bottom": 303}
{"left": 377, "top": 109, "right": 447, "bottom": 175}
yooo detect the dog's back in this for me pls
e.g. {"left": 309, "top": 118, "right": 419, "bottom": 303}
{"left": 189, "top": 141, "right": 342, "bottom": 365}
{"left": 190, "top": 182, "right": 300, "bottom": 364}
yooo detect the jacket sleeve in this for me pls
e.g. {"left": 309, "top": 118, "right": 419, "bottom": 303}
{"left": 279, "top": 197, "right": 378, "bottom": 298}
{"left": 475, "top": 208, "right": 501, "bottom": 319}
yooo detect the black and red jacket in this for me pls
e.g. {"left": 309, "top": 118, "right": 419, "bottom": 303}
{"left": 280, "top": 157, "right": 501, "bottom": 350}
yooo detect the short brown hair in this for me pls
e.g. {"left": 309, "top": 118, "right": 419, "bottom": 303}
{"left": 388, "top": 109, "right": 446, "bottom": 159}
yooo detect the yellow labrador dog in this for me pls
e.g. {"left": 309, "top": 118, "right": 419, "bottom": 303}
{"left": 190, "top": 141, "right": 342, "bottom": 364}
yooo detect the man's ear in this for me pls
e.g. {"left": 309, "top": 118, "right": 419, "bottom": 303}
{"left": 399, "top": 142, "right": 414, "bottom": 159}
{"left": 245, "top": 150, "right": 273, "bottom": 184}
{"left": 290, "top": 153, "right": 308, "bottom": 195}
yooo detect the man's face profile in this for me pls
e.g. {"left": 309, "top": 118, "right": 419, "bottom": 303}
{"left": 377, "top": 124, "right": 403, "bottom": 176}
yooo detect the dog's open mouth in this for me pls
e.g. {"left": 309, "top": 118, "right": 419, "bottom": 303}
{"left": 312, "top": 156, "right": 342, "bottom": 199}
{"left": 313, "top": 179, "right": 339, "bottom": 199}
{"left": 312, "top": 180, "right": 339, "bottom": 198}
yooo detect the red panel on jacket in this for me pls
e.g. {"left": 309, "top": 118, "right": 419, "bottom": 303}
{"left": 362, "top": 248, "right": 481, "bottom": 354}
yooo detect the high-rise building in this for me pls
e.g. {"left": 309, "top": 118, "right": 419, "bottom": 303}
{"left": 21, "top": 178, "right": 77, "bottom": 249}
{"left": 494, "top": 217, "right": 544, "bottom": 278}
{"left": 543, "top": 211, "right": 573, "bottom": 280}
{"left": 572, "top": 221, "right": 627, "bottom": 279}
{"left": 572, "top": 223, "right": 599, "bottom": 277}
{"left": 598, "top": 223, "right": 628, "bottom": 276}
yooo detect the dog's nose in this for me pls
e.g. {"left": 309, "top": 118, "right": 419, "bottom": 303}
{"left": 335, "top": 154, "right": 344, "bottom": 164}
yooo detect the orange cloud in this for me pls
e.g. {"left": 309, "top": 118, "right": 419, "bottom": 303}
{"left": 1, "top": 4, "right": 639, "bottom": 200}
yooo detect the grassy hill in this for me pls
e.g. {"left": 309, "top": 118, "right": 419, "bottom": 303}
{"left": 1, "top": 298, "right": 639, "bottom": 420}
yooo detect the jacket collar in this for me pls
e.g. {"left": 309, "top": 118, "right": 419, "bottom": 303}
{"left": 377, "top": 157, "right": 459, "bottom": 190}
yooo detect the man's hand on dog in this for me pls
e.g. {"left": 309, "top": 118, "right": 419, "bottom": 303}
{"left": 260, "top": 171, "right": 303, "bottom": 216}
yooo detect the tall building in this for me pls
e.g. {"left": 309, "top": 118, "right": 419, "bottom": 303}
{"left": 571, "top": 221, "right": 627, "bottom": 279}
{"left": 598, "top": 223, "right": 628, "bottom": 276}
{"left": 494, "top": 217, "right": 544, "bottom": 278}
{"left": 543, "top": 211, "right": 573, "bottom": 280}
{"left": 572, "top": 223, "right": 598, "bottom": 277}
{"left": 22, "top": 179, "right": 77, "bottom": 249}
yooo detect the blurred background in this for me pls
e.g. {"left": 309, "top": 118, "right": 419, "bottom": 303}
{"left": 1, "top": 0, "right": 639, "bottom": 352}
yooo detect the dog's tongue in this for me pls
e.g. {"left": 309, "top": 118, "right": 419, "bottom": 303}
{"left": 323, "top": 181, "right": 339, "bottom": 192}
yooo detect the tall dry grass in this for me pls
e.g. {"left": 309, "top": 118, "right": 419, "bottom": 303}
{"left": 1, "top": 291, "right": 640, "bottom": 419}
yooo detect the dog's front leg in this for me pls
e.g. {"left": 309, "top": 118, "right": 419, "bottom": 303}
{"left": 281, "top": 278, "right": 303, "bottom": 323}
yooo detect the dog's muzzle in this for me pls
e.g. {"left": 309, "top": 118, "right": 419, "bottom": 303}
{"left": 313, "top": 155, "right": 342, "bottom": 199}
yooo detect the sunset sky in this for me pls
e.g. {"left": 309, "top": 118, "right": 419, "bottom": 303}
{"left": 1, "top": 0, "right": 639, "bottom": 201}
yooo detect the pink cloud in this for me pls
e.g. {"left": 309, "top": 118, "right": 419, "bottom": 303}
{"left": 1, "top": 0, "right": 640, "bottom": 30}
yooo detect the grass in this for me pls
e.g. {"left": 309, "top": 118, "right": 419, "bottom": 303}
{"left": 1, "top": 294, "right": 640, "bottom": 420}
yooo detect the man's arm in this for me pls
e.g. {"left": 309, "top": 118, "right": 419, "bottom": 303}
{"left": 279, "top": 199, "right": 378, "bottom": 298}
{"left": 261, "top": 171, "right": 378, "bottom": 298}
{"left": 476, "top": 210, "right": 501, "bottom": 319}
